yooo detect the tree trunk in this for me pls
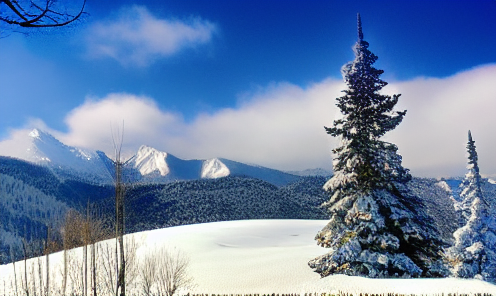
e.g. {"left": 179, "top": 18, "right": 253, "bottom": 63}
{"left": 114, "top": 158, "right": 126, "bottom": 296}
{"left": 10, "top": 245, "right": 19, "bottom": 296}
{"left": 22, "top": 239, "right": 29, "bottom": 296}
{"left": 84, "top": 244, "right": 88, "bottom": 296}
{"left": 112, "top": 126, "right": 126, "bottom": 296}
{"left": 38, "top": 257, "right": 43, "bottom": 296}
{"left": 92, "top": 242, "right": 97, "bottom": 296}
{"left": 31, "top": 262, "right": 36, "bottom": 296}
{"left": 62, "top": 249, "right": 67, "bottom": 296}
{"left": 45, "top": 227, "right": 50, "bottom": 296}
{"left": 45, "top": 253, "right": 49, "bottom": 296}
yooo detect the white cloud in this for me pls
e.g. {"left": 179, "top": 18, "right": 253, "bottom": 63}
{"left": 85, "top": 5, "right": 217, "bottom": 66}
{"left": 178, "top": 81, "right": 341, "bottom": 171}
{"left": 54, "top": 83, "right": 342, "bottom": 171}
{"left": 382, "top": 64, "right": 496, "bottom": 177}
{"left": 1, "top": 64, "right": 495, "bottom": 177}
{"left": 56, "top": 93, "right": 185, "bottom": 160}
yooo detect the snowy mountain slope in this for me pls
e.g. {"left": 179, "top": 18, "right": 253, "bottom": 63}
{"left": 124, "top": 145, "right": 299, "bottom": 185}
{"left": 132, "top": 145, "right": 170, "bottom": 176}
{"left": 127, "top": 146, "right": 226, "bottom": 182}
{"left": 1, "top": 220, "right": 495, "bottom": 294}
{"left": 163, "top": 153, "right": 203, "bottom": 180}
{"left": 218, "top": 158, "right": 300, "bottom": 186}
{"left": 0, "top": 129, "right": 300, "bottom": 186}
{"left": 1, "top": 129, "right": 114, "bottom": 184}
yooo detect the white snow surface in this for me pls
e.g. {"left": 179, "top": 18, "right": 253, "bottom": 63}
{"left": 201, "top": 158, "right": 230, "bottom": 179}
{"left": 1, "top": 219, "right": 495, "bottom": 295}
{"left": 133, "top": 145, "right": 170, "bottom": 176}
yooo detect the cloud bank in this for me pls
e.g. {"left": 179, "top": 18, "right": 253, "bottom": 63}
{"left": 56, "top": 81, "right": 341, "bottom": 171}
{"left": 382, "top": 64, "right": 496, "bottom": 177}
{"left": 1, "top": 64, "right": 495, "bottom": 177}
{"left": 85, "top": 5, "right": 217, "bottom": 66}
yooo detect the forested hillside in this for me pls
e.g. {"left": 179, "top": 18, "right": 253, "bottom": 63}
{"left": 114, "top": 176, "right": 330, "bottom": 233}
{"left": 0, "top": 157, "right": 114, "bottom": 263}
{"left": 2, "top": 154, "right": 496, "bottom": 267}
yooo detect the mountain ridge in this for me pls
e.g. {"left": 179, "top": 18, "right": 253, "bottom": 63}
{"left": 0, "top": 129, "right": 308, "bottom": 186}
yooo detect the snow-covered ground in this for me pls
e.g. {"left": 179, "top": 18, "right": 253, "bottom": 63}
{"left": 1, "top": 219, "right": 495, "bottom": 295}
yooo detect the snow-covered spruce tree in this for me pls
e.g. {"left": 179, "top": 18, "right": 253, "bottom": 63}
{"left": 445, "top": 131, "right": 496, "bottom": 282}
{"left": 308, "top": 14, "right": 446, "bottom": 278}
{"left": 455, "top": 131, "right": 484, "bottom": 224}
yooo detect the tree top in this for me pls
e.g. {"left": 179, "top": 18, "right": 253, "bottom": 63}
{"left": 357, "top": 13, "right": 363, "bottom": 42}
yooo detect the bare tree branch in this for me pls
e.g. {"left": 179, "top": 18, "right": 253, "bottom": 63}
{"left": 140, "top": 247, "right": 194, "bottom": 296}
{"left": 0, "top": 0, "right": 86, "bottom": 28}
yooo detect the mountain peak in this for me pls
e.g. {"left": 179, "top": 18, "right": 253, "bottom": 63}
{"left": 22, "top": 128, "right": 113, "bottom": 183}
{"left": 2, "top": 131, "right": 302, "bottom": 186}
{"left": 137, "top": 145, "right": 165, "bottom": 155}
{"left": 25, "top": 129, "right": 66, "bottom": 163}
{"left": 28, "top": 128, "right": 59, "bottom": 144}
{"left": 201, "top": 158, "right": 230, "bottom": 179}
{"left": 28, "top": 128, "right": 41, "bottom": 139}
{"left": 134, "top": 145, "right": 170, "bottom": 176}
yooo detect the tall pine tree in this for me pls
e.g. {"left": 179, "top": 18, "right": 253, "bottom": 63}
{"left": 308, "top": 14, "right": 445, "bottom": 278}
{"left": 445, "top": 131, "right": 496, "bottom": 282}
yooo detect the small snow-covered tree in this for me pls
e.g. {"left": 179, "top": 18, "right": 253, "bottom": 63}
{"left": 445, "top": 131, "right": 496, "bottom": 282}
{"left": 455, "top": 131, "right": 484, "bottom": 223}
{"left": 308, "top": 14, "right": 445, "bottom": 278}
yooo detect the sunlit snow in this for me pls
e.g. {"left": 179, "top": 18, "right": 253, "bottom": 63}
{"left": 201, "top": 158, "right": 230, "bottom": 179}
{"left": 10, "top": 129, "right": 114, "bottom": 182}
{"left": 133, "top": 145, "right": 170, "bottom": 176}
{"left": 1, "top": 220, "right": 495, "bottom": 294}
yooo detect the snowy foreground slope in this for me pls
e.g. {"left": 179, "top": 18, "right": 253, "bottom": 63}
{"left": 1, "top": 220, "right": 495, "bottom": 294}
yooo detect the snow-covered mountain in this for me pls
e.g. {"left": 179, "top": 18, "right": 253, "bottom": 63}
{"left": 127, "top": 145, "right": 230, "bottom": 182}
{"left": 127, "top": 145, "right": 299, "bottom": 186}
{"left": 0, "top": 129, "right": 300, "bottom": 186}
{"left": 131, "top": 146, "right": 229, "bottom": 179}
{"left": 6, "top": 129, "right": 114, "bottom": 184}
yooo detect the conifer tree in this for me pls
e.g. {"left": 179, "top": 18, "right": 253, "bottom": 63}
{"left": 445, "top": 131, "right": 496, "bottom": 282}
{"left": 455, "top": 131, "right": 484, "bottom": 223}
{"left": 309, "top": 14, "right": 445, "bottom": 278}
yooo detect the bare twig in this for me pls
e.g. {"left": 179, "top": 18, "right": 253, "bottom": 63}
{"left": 0, "top": 0, "right": 87, "bottom": 28}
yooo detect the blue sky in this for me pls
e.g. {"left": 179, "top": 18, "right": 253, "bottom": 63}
{"left": 1, "top": 0, "right": 496, "bottom": 176}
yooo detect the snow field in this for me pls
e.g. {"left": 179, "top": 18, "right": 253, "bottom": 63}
{"left": 1, "top": 219, "right": 495, "bottom": 295}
